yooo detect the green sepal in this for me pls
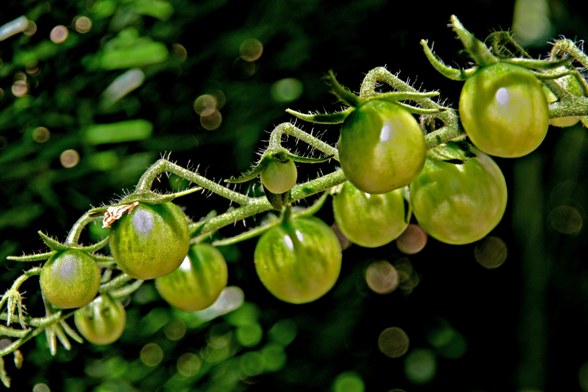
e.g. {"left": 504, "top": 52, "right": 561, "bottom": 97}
{"left": 7, "top": 251, "right": 56, "bottom": 262}
{"left": 503, "top": 57, "right": 571, "bottom": 73}
{"left": 73, "top": 237, "right": 110, "bottom": 253}
{"left": 420, "top": 39, "right": 469, "bottom": 81}
{"left": 264, "top": 187, "right": 290, "bottom": 211}
{"left": 285, "top": 106, "right": 354, "bottom": 124}
{"left": 38, "top": 232, "right": 68, "bottom": 252}
{"left": 118, "top": 187, "right": 200, "bottom": 205}
{"left": 427, "top": 140, "right": 475, "bottom": 163}
{"left": 225, "top": 160, "right": 267, "bottom": 184}
{"left": 325, "top": 69, "right": 362, "bottom": 107}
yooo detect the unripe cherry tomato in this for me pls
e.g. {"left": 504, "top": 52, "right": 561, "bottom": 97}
{"left": 155, "top": 244, "right": 228, "bottom": 311}
{"left": 109, "top": 201, "right": 190, "bottom": 280}
{"left": 338, "top": 99, "right": 425, "bottom": 194}
{"left": 332, "top": 181, "right": 409, "bottom": 248}
{"left": 254, "top": 216, "right": 342, "bottom": 304}
{"left": 409, "top": 147, "right": 507, "bottom": 245}
{"left": 260, "top": 157, "right": 298, "bottom": 194}
{"left": 40, "top": 250, "right": 101, "bottom": 309}
{"left": 74, "top": 294, "right": 126, "bottom": 345}
{"left": 459, "top": 62, "right": 549, "bottom": 158}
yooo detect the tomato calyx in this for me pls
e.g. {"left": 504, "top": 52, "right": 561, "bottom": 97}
{"left": 426, "top": 140, "right": 475, "bottom": 164}
{"left": 226, "top": 147, "right": 331, "bottom": 210}
{"left": 287, "top": 70, "right": 443, "bottom": 125}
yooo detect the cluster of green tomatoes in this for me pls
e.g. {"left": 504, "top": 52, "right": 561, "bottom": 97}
{"left": 10, "top": 15, "right": 588, "bottom": 349}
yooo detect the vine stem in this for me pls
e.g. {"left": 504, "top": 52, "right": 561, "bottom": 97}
{"left": 193, "top": 169, "right": 347, "bottom": 241}
{"left": 0, "top": 312, "right": 62, "bottom": 358}
{"left": 268, "top": 122, "right": 339, "bottom": 159}
{"left": 135, "top": 159, "right": 251, "bottom": 205}
{"left": 65, "top": 207, "right": 108, "bottom": 245}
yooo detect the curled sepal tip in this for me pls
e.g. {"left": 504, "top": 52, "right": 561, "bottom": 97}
{"left": 420, "top": 39, "right": 467, "bottom": 81}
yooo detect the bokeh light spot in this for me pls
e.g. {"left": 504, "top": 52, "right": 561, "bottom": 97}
{"left": 261, "top": 343, "right": 287, "bottom": 372}
{"left": 140, "top": 343, "right": 164, "bottom": 367}
{"left": 240, "top": 351, "right": 266, "bottom": 377}
{"left": 73, "top": 16, "right": 92, "bottom": 33}
{"left": 200, "top": 108, "right": 222, "bottom": 131}
{"left": 426, "top": 319, "right": 468, "bottom": 359}
{"left": 23, "top": 20, "right": 37, "bottom": 36}
{"left": 404, "top": 348, "right": 437, "bottom": 384}
{"left": 236, "top": 323, "right": 263, "bottom": 347}
{"left": 378, "top": 327, "right": 410, "bottom": 358}
{"left": 50, "top": 25, "right": 69, "bottom": 44}
{"left": 396, "top": 224, "right": 428, "bottom": 254}
{"left": 11, "top": 80, "right": 28, "bottom": 97}
{"left": 271, "top": 78, "right": 303, "bottom": 103}
{"left": 0, "top": 16, "right": 30, "bottom": 41}
{"left": 332, "top": 371, "right": 365, "bottom": 392}
{"left": 232, "top": 57, "right": 256, "bottom": 78}
{"left": 32, "top": 383, "right": 50, "bottom": 392}
{"left": 164, "top": 318, "right": 187, "bottom": 341}
{"left": 474, "top": 236, "right": 508, "bottom": 269}
{"left": 268, "top": 318, "right": 297, "bottom": 346}
{"left": 25, "top": 64, "right": 41, "bottom": 77}
{"left": 193, "top": 94, "right": 217, "bottom": 114}
{"left": 549, "top": 205, "right": 583, "bottom": 235}
{"left": 60, "top": 149, "right": 80, "bottom": 168}
{"left": 394, "top": 258, "right": 419, "bottom": 293}
{"left": 172, "top": 43, "right": 187, "bottom": 61}
{"left": 240, "top": 38, "right": 263, "bottom": 62}
{"left": 365, "top": 260, "right": 398, "bottom": 294}
{"left": 203, "top": 335, "right": 231, "bottom": 363}
{"left": 176, "top": 352, "right": 201, "bottom": 377}
{"left": 32, "top": 127, "right": 50, "bottom": 143}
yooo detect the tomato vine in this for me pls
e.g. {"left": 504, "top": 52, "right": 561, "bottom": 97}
{"left": 1, "top": 14, "right": 587, "bottom": 388}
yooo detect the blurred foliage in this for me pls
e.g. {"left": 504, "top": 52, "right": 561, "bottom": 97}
{"left": 1, "top": 0, "right": 588, "bottom": 391}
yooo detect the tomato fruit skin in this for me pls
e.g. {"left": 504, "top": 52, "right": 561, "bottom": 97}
{"left": 74, "top": 294, "right": 126, "bottom": 345}
{"left": 254, "top": 217, "right": 342, "bottom": 304}
{"left": 260, "top": 158, "right": 297, "bottom": 194}
{"left": 109, "top": 201, "right": 190, "bottom": 280}
{"left": 40, "top": 250, "right": 101, "bottom": 309}
{"left": 155, "top": 244, "right": 228, "bottom": 311}
{"left": 338, "top": 99, "right": 425, "bottom": 194}
{"left": 332, "top": 181, "right": 409, "bottom": 248}
{"left": 409, "top": 148, "right": 507, "bottom": 245}
{"left": 459, "top": 62, "right": 549, "bottom": 158}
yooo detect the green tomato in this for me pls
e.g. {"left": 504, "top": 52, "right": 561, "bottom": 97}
{"left": 109, "top": 201, "right": 190, "bottom": 280}
{"left": 40, "top": 250, "right": 101, "bottom": 309}
{"left": 155, "top": 244, "right": 228, "bottom": 311}
{"left": 409, "top": 147, "right": 507, "bottom": 245}
{"left": 338, "top": 99, "right": 425, "bottom": 194}
{"left": 260, "top": 157, "right": 298, "bottom": 194}
{"left": 74, "top": 294, "right": 126, "bottom": 345}
{"left": 332, "top": 181, "right": 409, "bottom": 248}
{"left": 254, "top": 216, "right": 342, "bottom": 304}
{"left": 459, "top": 62, "right": 549, "bottom": 158}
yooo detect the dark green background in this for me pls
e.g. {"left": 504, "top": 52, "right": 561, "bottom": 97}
{"left": 1, "top": 0, "right": 588, "bottom": 390}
